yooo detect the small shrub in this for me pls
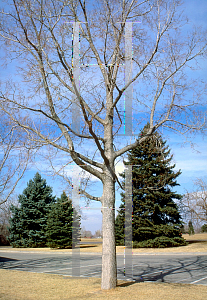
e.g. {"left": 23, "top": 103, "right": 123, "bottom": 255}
{"left": 201, "top": 224, "right": 207, "bottom": 233}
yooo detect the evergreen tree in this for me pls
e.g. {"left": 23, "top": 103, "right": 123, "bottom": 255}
{"left": 115, "top": 124, "right": 187, "bottom": 248}
{"left": 9, "top": 172, "right": 55, "bottom": 247}
{"left": 46, "top": 191, "right": 80, "bottom": 249}
{"left": 188, "top": 220, "right": 195, "bottom": 235}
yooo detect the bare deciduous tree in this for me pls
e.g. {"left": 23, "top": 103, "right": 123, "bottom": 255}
{"left": 0, "top": 112, "right": 30, "bottom": 206}
{"left": 182, "top": 178, "right": 207, "bottom": 224}
{"left": 0, "top": 0, "right": 206, "bottom": 289}
{"left": 0, "top": 198, "right": 13, "bottom": 245}
{"left": 95, "top": 229, "right": 102, "bottom": 238}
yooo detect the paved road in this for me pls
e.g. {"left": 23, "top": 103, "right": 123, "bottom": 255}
{"left": 0, "top": 251, "right": 207, "bottom": 285}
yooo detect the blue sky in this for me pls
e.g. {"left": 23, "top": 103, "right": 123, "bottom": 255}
{"left": 0, "top": 0, "right": 207, "bottom": 234}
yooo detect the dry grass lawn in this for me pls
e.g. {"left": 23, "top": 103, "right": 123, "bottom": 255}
{"left": 1, "top": 269, "right": 207, "bottom": 300}
{"left": 0, "top": 233, "right": 207, "bottom": 299}
{"left": 182, "top": 233, "right": 207, "bottom": 241}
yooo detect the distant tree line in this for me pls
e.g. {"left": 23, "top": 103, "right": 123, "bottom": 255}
{"left": 81, "top": 227, "right": 102, "bottom": 238}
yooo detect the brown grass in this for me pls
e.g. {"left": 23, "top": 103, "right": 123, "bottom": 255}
{"left": 182, "top": 233, "right": 207, "bottom": 241}
{"left": 0, "top": 269, "right": 207, "bottom": 300}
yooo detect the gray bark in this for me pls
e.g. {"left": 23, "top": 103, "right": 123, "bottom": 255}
{"left": 101, "top": 175, "right": 117, "bottom": 289}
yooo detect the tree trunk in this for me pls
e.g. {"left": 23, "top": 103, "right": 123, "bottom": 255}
{"left": 101, "top": 176, "right": 117, "bottom": 289}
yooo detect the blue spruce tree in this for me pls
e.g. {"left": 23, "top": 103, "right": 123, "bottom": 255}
{"left": 46, "top": 191, "right": 80, "bottom": 249}
{"left": 115, "top": 124, "right": 187, "bottom": 248}
{"left": 9, "top": 172, "right": 55, "bottom": 247}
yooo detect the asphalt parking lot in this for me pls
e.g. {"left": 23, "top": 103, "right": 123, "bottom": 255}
{"left": 0, "top": 251, "right": 207, "bottom": 285}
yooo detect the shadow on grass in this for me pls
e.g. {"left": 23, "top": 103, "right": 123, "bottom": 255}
{"left": 117, "top": 281, "right": 138, "bottom": 288}
{"left": 187, "top": 240, "right": 207, "bottom": 244}
{"left": 79, "top": 245, "right": 98, "bottom": 248}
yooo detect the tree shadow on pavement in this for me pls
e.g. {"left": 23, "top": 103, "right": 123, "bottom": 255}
{"left": 0, "top": 256, "right": 19, "bottom": 262}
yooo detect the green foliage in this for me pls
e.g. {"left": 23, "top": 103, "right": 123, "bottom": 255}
{"left": 115, "top": 123, "right": 187, "bottom": 248}
{"left": 188, "top": 220, "right": 195, "bottom": 235}
{"left": 133, "top": 236, "right": 187, "bottom": 248}
{"left": 9, "top": 173, "right": 55, "bottom": 247}
{"left": 46, "top": 192, "right": 80, "bottom": 249}
{"left": 201, "top": 224, "right": 207, "bottom": 233}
